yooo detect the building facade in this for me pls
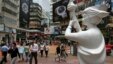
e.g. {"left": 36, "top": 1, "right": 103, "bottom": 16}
{"left": 29, "top": 2, "right": 42, "bottom": 29}
{"left": 0, "top": 0, "right": 20, "bottom": 43}
{"left": 26, "top": 2, "right": 43, "bottom": 40}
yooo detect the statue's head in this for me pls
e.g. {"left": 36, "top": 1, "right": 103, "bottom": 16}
{"left": 82, "top": 7, "right": 109, "bottom": 25}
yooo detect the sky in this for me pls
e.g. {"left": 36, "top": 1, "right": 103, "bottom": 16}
{"left": 33, "top": 0, "right": 51, "bottom": 12}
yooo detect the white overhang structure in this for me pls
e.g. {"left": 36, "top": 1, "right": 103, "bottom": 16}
{"left": 12, "top": 27, "right": 43, "bottom": 33}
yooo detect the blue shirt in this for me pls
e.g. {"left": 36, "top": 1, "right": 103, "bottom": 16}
{"left": 1, "top": 45, "right": 9, "bottom": 52}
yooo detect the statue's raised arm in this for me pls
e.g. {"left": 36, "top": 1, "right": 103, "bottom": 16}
{"left": 67, "top": 0, "right": 82, "bottom": 32}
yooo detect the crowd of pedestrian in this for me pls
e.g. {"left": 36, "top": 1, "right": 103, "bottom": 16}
{"left": 0, "top": 39, "right": 50, "bottom": 64}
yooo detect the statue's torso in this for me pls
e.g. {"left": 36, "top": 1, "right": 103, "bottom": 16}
{"left": 77, "top": 28, "right": 106, "bottom": 64}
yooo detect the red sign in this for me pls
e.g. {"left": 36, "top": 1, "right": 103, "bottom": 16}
{"left": 76, "top": 0, "right": 82, "bottom": 3}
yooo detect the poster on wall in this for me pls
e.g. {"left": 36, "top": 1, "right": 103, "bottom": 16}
{"left": 19, "top": 0, "right": 30, "bottom": 28}
{"left": 53, "top": 0, "right": 69, "bottom": 22}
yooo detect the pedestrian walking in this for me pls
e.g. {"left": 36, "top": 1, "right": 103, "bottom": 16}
{"left": 44, "top": 44, "right": 50, "bottom": 57}
{"left": 0, "top": 43, "right": 9, "bottom": 64}
{"left": 56, "top": 44, "right": 61, "bottom": 56}
{"left": 8, "top": 43, "right": 20, "bottom": 64}
{"left": 18, "top": 44, "right": 25, "bottom": 61}
{"left": 55, "top": 44, "right": 61, "bottom": 62}
{"left": 29, "top": 40, "right": 39, "bottom": 64}
{"left": 24, "top": 43, "right": 29, "bottom": 62}
{"left": 60, "top": 45, "right": 67, "bottom": 61}
{"left": 40, "top": 42, "right": 44, "bottom": 57}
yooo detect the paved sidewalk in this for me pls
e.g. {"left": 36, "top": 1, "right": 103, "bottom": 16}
{"left": 5, "top": 54, "right": 113, "bottom": 64}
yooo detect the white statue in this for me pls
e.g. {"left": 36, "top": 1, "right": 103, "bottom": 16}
{"left": 65, "top": 0, "right": 109, "bottom": 64}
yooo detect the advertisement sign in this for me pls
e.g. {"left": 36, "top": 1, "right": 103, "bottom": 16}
{"left": 19, "top": 0, "right": 30, "bottom": 28}
{"left": 53, "top": 0, "right": 69, "bottom": 22}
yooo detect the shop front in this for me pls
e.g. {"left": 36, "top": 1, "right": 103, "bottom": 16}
{"left": 0, "top": 25, "right": 16, "bottom": 44}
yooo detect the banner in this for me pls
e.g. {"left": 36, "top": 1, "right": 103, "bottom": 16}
{"left": 44, "top": 27, "right": 51, "bottom": 34}
{"left": 19, "top": 0, "right": 30, "bottom": 28}
{"left": 53, "top": 0, "right": 69, "bottom": 22}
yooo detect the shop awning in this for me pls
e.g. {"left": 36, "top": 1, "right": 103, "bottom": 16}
{"left": 15, "top": 28, "right": 43, "bottom": 33}
{"left": 27, "top": 29, "right": 42, "bottom": 32}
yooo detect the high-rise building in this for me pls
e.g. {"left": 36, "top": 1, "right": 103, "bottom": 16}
{"left": 0, "top": 0, "right": 20, "bottom": 43}
{"left": 34, "top": 0, "right": 51, "bottom": 27}
{"left": 25, "top": 1, "right": 43, "bottom": 40}
{"left": 33, "top": 0, "right": 52, "bottom": 33}
{"left": 29, "top": 2, "right": 42, "bottom": 29}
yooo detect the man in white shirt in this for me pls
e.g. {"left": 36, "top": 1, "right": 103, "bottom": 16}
{"left": 29, "top": 40, "right": 38, "bottom": 64}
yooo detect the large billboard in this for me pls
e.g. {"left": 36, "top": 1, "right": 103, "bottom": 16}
{"left": 53, "top": 0, "right": 84, "bottom": 22}
{"left": 53, "top": 0, "right": 69, "bottom": 22}
{"left": 19, "top": 0, "right": 30, "bottom": 28}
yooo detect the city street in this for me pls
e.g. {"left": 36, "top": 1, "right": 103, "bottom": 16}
{"left": 0, "top": 0, "right": 113, "bottom": 64}
{"left": 4, "top": 45, "right": 113, "bottom": 64}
